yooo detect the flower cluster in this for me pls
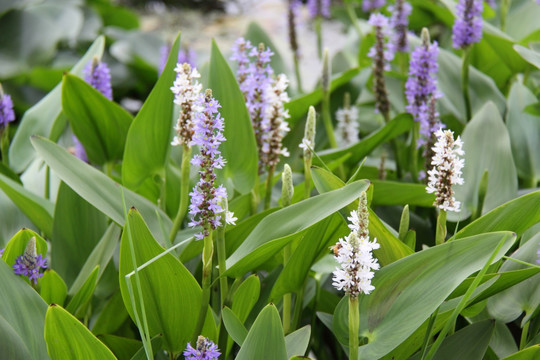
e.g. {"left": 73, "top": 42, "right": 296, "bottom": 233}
{"left": 426, "top": 129, "right": 465, "bottom": 212}
{"left": 389, "top": 0, "right": 412, "bottom": 53}
{"left": 72, "top": 135, "right": 88, "bottom": 162}
{"left": 368, "top": 14, "right": 394, "bottom": 118}
{"left": 183, "top": 336, "right": 220, "bottom": 360}
{"left": 332, "top": 193, "right": 380, "bottom": 297}
{"left": 170, "top": 63, "right": 202, "bottom": 147}
{"left": 83, "top": 57, "right": 113, "bottom": 100}
{"left": 307, "top": 0, "right": 331, "bottom": 18}
{"left": 452, "top": 0, "right": 483, "bottom": 49}
{"left": 288, "top": 0, "right": 302, "bottom": 59}
{"left": 158, "top": 44, "right": 197, "bottom": 76}
{"left": 335, "top": 105, "right": 359, "bottom": 148}
{"left": 0, "top": 86, "right": 15, "bottom": 128}
{"left": 405, "top": 28, "right": 441, "bottom": 147}
{"left": 260, "top": 74, "right": 291, "bottom": 170}
{"left": 188, "top": 90, "right": 234, "bottom": 240}
{"left": 12, "top": 237, "right": 47, "bottom": 284}
{"left": 362, "top": 0, "right": 386, "bottom": 12}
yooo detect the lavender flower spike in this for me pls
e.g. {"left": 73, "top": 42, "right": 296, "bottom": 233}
{"left": 184, "top": 336, "right": 220, "bottom": 360}
{"left": 170, "top": 63, "right": 202, "bottom": 147}
{"left": 13, "top": 237, "right": 47, "bottom": 284}
{"left": 0, "top": 248, "right": 4, "bottom": 257}
{"left": 362, "top": 0, "right": 386, "bottom": 12}
{"left": 83, "top": 57, "right": 113, "bottom": 100}
{"left": 188, "top": 90, "right": 235, "bottom": 240}
{"left": 368, "top": 13, "right": 393, "bottom": 120}
{"left": 389, "top": 0, "right": 412, "bottom": 53}
{"left": 452, "top": 0, "right": 483, "bottom": 49}
{"left": 426, "top": 129, "right": 465, "bottom": 212}
{"left": 307, "top": 0, "right": 331, "bottom": 19}
{"left": 0, "top": 84, "right": 15, "bottom": 128}
{"left": 230, "top": 37, "right": 254, "bottom": 95}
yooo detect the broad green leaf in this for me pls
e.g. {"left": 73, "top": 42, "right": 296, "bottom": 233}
{"left": 119, "top": 208, "right": 205, "bottom": 354}
{"left": 40, "top": 270, "right": 68, "bottom": 306}
{"left": 9, "top": 36, "right": 105, "bottom": 173}
{"left": 370, "top": 180, "right": 435, "bottom": 207}
{"left": 44, "top": 304, "right": 116, "bottom": 360}
{"left": 122, "top": 32, "right": 180, "bottom": 192}
{"left": 0, "top": 172, "right": 54, "bottom": 238}
{"left": 490, "top": 321, "right": 519, "bottom": 359}
{"left": 488, "top": 233, "right": 540, "bottom": 325}
{"left": 244, "top": 22, "right": 288, "bottom": 76}
{"left": 271, "top": 214, "right": 347, "bottom": 300}
{"left": 506, "top": 81, "right": 540, "bottom": 184}
{"left": 332, "top": 231, "right": 515, "bottom": 360}
{"left": 30, "top": 136, "right": 172, "bottom": 245}
{"left": 52, "top": 181, "right": 107, "bottom": 287}
{"left": 451, "top": 102, "right": 517, "bottom": 221}
{"left": 2, "top": 229, "right": 47, "bottom": 267}
{"left": 65, "top": 265, "right": 99, "bottom": 315}
{"left": 69, "top": 224, "right": 120, "bottom": 296}
{"left": 310, "top": 167, "right": 413, "bottom": 265}
{"left": 315, "top": 113, "right": 414, "bottom": 166}
{"left": 285, "top": 326, "right": 311, "bottom": 359}
{"left": 62, "top": 74, "right": 133, "bottom": 165}
{"left": 506, "top": 1, "right": 540, "bottom": 41}
{"left": 225, "top": 180, "right": 369, "bottom": 276}
{"left": 232, "top": 274, "right": 261, "bottom": 323}
{"left": 222, "top": 307, "right": 248, "bottom": 346}
{"left": 235, "top": 304, "right": 288, "bottom": 360}
{"left": 514, "top": 44, "right": 540, "bottom": 69}
{"left": 98, "top": 335, "right": 141, "bottom": 360}
{"left": 92, "top": 291, "right": 130, "bottom": 335}
{"left": 0, "top": 261, "right": 49, "bottom": 360}
{"left": 501, "top": 346, "right": 540, "bottom": 360}
{"left": 130, "top": 335, "right": 163, "bottom": 360}
{"left": 453, "top": 190, "right": 540, "bottom": 240}
{"left": 208, "top": 39, "right": 258, "bottom": 193}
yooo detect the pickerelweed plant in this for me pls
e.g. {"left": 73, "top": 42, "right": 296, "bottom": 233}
{"left": 2, "top": 2, "right": 540, "bottom": 359}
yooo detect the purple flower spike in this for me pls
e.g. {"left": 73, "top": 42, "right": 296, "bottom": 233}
{"left": 83, "top": 57, "right": 113, "bottom": 100}
{"left": 288, "top": 0, "right": 302, "bottom": 59}
{"left": 0, "top": 248, "right": 4, "bottom": 257}
{"left": 0, "top": 86, "right": 16, "bottom": 128}
{"left": 362, "top": 0, "right": 386, "bottom": 12}
{"left": 12, "top": 237, "right": 47, "bottom": 284}
{"left": 452, "top": 0, "right": 483, "bottom": 49}
{"left": 178, "top": 48, "right": 197, "bottom": 68}
{"left": 307, "top": 0, "right": 331, "bottom": 19}
{"left": 184, "top": 336, "right": 220, "bottom": 360}
{"left": 72, "top": 135, "right": 88, "bottom": 162}
{"left": 368, "top": 14, "right": 393, "bottom": 118}
{"left": 389, "top": 0, "right": 412, "bottom": 53}
{"left": 537, "top": 243, "right": 540, "bottom": 264}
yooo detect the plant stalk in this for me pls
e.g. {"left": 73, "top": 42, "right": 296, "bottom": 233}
{"left": 283, "top": 244, "right": 292, "bottom": 334}
{"left": 192, "top": 230, "right": 214, "bottom": 343}
{"left": 435, "top": 209, "right": 447, "bottom": 245}
{"left": 461, "top": 48, "right": 472, "bottom": 121}
{"left": 264, "top": 166, "right": 275, "bottom": 210}
{"left": 216, "top": 224, "right": 228, "bottom": 308}
{"left": 349, "top": 296, "right": 359, "bottom": 360}
{"left": 169, "top": 146, "right": 192, "bottom": 243}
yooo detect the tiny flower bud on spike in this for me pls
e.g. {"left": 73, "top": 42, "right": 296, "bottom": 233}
{"left": 281, "top": 164, "right": 294, "bottom": 207}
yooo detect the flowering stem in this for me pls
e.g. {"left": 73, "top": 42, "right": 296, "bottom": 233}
{"left": 419, "top": 307, "right": 439, "bottom": 360}
{"left": 294, "top": 56, "right": 304, "bottom": 94}
{"left": 410, "top": 122, "right": 420, "bottom": 182}
{"left": 349, "top": 296, "right": 359, "bottom": 360}
{"left": 192, "top": 230, "right": 214, "bottom": 344}
{"left": 291, "top": 279, "right": 306, "bottom": 331}
{"left": 0, "top": 125, "right": 9, "bottom": 166}
{"left": 282, "top": 242, "right": 292, "bottom": 333}
{"left": 44, "top": 166, "right": 50, "bottom": 200}
{"left": 264, "top": 166, "right": 275, "bottom": 210}
{"left": 216, "top": 224, "right": 228, "bottom": 308}
{"left": 344, "top": 0, "right": 363, "bottom": 41}
{"left": 500, "top": 0, "right": 510, "bottom": 32}
{"left": 322, "top": 94, "right": 337, "bottom": 150}
{"left": 315, "top": 17, "right": 323, "bottom": 59}
{"left": 461, "top": 48, "right": 472, "bottom": 121}
{"left": 435, "top": 209, "right": 447, "bottom": 245}
{"left": 304, "top": 162, "right": 312, "bottom": 200}
{"left": 169, "top": 146, "right": 192, "bottom": 243}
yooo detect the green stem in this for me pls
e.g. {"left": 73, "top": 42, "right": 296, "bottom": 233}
{"left": 216, "top": 224, "right": 228, "bottom": 308}
{"left": 344, "top": 0, "right": 362, "bottom": 41}
{"left": 411, "top": 121, "right": 420, "bottom": 182}
{"left": 435, "top": 209, "right": 447, "bottom": 245}
{"left": 283, "top": 244, "right": 292, "bottom": 334}
{"left": 192, "top": 230, "right": 214, "bottom": 343}
{"left": 500, "top": 0, "right": 510, "bottom": 32}
{"left": 44, "top": 166, "right": 50, "bottom": 200}
{"left": 322, "top": 92, "right": 337, "bottom": 150}
{"left": 291, "top": 281, "right": 306, "bottom": 331}
{"left": 264, "top": 166, "right": 275, "bottom": 210}
{"left": 349, "top": 296, "right": 359, "bottom": 360}
{"left": 304, "top": 161, "right": 312, "bottom": 200}
{"left": 424, "top": 235, "right": 508, "bottom": 360}
{"left": 315, "top": 17, "right": 323, "bottom": 59}
{"left": 169, "top": 146, "right": 192, "bottom": 243}
{"left": 461, "top": 48, "right": 472, "bottom": 121}
{"left": 103, "top": 162, "right": 114, "bottom": 178}
{"left": 520, "top": 320, "right": 530, "bottom": 350}
{"left": 502, "top": 256, "right": 540, "bottom": 268}
{"left": 420, "top": 307, "right": 439, "bottom": 360}
{"left": 1, "top": 124, "right": 9, "bottom": 167}
{"left": 251, "top": 175, "right": 261, "bottom": 214}
{"left": 293, "top": 55, "right": 303, "bottom": 94}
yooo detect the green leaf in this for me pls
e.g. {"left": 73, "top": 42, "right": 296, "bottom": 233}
{"left": 118, "top": 208, "right": 205, "bottom": 354}
{"left": 488, "top": 233, "right": 540, "bottom": 325}
{"left": 453, "top": 190, "right": 540, "bottom": 240}
{"left": 122, "top": 32, "right": 180, "bottom": 192}
{"left": 98, "top": 335, "right": 142, "bottom": 360}
{"left": 130, "top": 335, "right": 163, "bottom": 360}
{"left": 40, "top": 270, "right": 68, "bottom": 306}
{"left": 30, "top": 136, "right": 172, "bottom": 245}
{"left": 315, "top": 113, "right": 414, "bottom": 166}
{"left": 244, "top": 22, "right": 288, "bottom": 76}
{"left": 514, "top": 44, "right": 540, "bottom": 69}
{"left": 235, "top": 304, "right": 288, "bottom": 360}
{"left": 310, "top": 167, "right": 413, "bottom": 265}
{"left": 208, "top": 39, "right": 258, "bottom": 193}
{"left": 62, "top": 74, "right": 133, "bottom": 165}
{"left": 44, "top": 304, "right": 116, "bottom": 360}
{"left": 501, "top": 345, "right": 540, "bottom": 360}
{"left": 222, "top": 307, "right": 248, "bottom": 346}
{"left": 332, "top": 232, "right": 515, "bottom": 360}
{"left": 9, "top": 36, "right": 105, "bottom": 173}
{"left": 285, "top": 326, "right": 311, "bottom": 359}
{"left": 232, "top": 274, "right": 261, "bottom": 323}
{"left": 224, "top": 180, "right": 370, "bottom": 276}
{"left": 0, "top": 261, "right": 49, "bottom": 360}
{"left": 65, "top": 265, "right": 99, "bottom": 315}
{"left": 370, "top": 180, "right": 435, "bottom": 207}
{"left": 505, "top": 81, "right": 540, "bottom": 184}
{"left": 451, "top": 102, "right": 517, "bottom": 221}
{"left": 52, "top": 181, "right": 108, "bottom": 287}
{"left": 92, "top": 291, "right": 130, "bottom": 335}
{"left": 0, "top": 172, "right": 54, "bottom": 238}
